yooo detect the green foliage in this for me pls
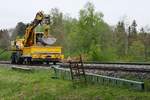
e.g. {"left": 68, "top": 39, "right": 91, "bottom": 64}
{"left": 131, "top": 20, "right": 137, "bottom": 36}
{"left": 89, "top": 45, "right": 117, "bottom": 61}
{"left": 65, "top": 2, "right": 113, "bottom": 62}
{"left": 0, "top": 49, "right": 11, "bottom": 61}
{"left": 0, "top": 29, "right": 10, "bottom": 48}
{"left": 114, "top": 21, "right": 128, "bottom": 57}
{"left": 128, "top": 40, "right": 145, "bottom": 61}
{"left": 77, "top": 2, "right": 104, "bottom": 53}
{"left": 49, "top": 8, "right": 64, "bottom": 46}
{"left": 36, "top": 25, "right": 45, "bottom": 32}
{"left": 88, "top": 44, "right": 101, "bottom": 60}
{"left": 11, "top": 22, "right": 26, "bottom": 40}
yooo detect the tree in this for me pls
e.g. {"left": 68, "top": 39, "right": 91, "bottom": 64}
{"left": 0, "top": 29, "right": 10, "bottom": 48}
{"left": 128, "top": 40, "right": 145, "bottom": 61}
{"left": 131, "top": 20, "right": 137, "bottom": 36}
{"left": 63, "top": 15, "right": 78, "bottom": 56}
{"left": 49, "top": 8, "right": 65, "bottom": 45}
{"left": 11, "top": 22, "right": 26, "bottom": 40}
{"left": 139, "top": 28, "right": 149, "bottom": 60}
{"left": 114, "top": 21, "right": 128, "bottom": 57}
{"left": 128, "top": 20, "right": 138, "bottom": 49}
{"left": 72, "top": 2, "right": 114, "bottom": 61}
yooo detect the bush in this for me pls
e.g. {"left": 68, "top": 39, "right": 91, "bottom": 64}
{"left": 88, "top": 45, "right": 117, "bottom": 62}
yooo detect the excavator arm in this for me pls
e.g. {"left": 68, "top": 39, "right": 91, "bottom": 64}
{"left": 24, "top": 11, "right": 44, "bottom": 47}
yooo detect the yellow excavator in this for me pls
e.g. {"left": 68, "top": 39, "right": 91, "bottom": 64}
{"left": 11, "top": 11, "right": 64, "bottom": 64}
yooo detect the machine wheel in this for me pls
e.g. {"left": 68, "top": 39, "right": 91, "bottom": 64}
{"left": 53, "top": 62, "right": 56, "bottom": 65}
{"left": 27, "top": 57, "right": 32, "bottom": 64}
{"left": 46, "top": 61, "right": 49, "bottom": 65}
{"left": 18, "top": 57, "right": 24, "bottom": 64}
{"left": 24, "top": 57, "right": 32, "bottom": 64}
{"left": 11, "top": 52, "right": 23, "bottom": 64}
{"left": 11, "top": 53, "right": 16, "bottom": 64}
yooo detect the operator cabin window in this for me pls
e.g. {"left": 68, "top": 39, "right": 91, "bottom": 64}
{"left": 36, "top": 32, "right": 44, "bottom": 45}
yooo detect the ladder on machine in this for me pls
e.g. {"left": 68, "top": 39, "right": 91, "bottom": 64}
{"left": 69, "top": 56, "right": 86, "bottom": 86}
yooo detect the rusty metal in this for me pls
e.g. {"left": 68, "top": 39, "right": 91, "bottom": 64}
{"left": 68, "top": 55, "right": 86, "bottom": 84}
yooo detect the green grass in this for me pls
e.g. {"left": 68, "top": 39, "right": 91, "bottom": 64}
{"left": 0, "top": 49, "right": 11, "bottom": 61}
{"left": 0, "top": 66, "right": 150, "bottom": 100}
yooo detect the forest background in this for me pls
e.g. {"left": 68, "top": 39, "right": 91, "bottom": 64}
{"left": 1, "top": 2, "right": 150, "bottom": 62}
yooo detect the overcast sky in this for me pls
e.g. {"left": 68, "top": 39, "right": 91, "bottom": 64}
{"left": 0, "top": 0, "right": 149, "bottom": 29}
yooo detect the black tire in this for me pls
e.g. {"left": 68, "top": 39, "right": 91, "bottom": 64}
{"left": 53, "top": 62, "right": 56, "bottom": 65}
{"left": 46, "top": 61, "right": 49, "bottom": 65}
{"left": 11, "top": 53, "right": 19, "bottom": 64}
{"left": 27, "top": 57, "right": 32, "bottom": 64}
{"left": 18, "top": 57, "right": 24, "bottom": 64}
{"left": 11, "top": 53, "right": 16, "bottom": 64}
{"left": 11, "top": 52, "right": 23, "bottom": 64}
{"left": 24, "top": 57, "right": 32, "bottom": 65}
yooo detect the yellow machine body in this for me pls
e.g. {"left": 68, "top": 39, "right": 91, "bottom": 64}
{"left": 11, "top": 11, "right": 64, "bottom": 64}
{"left": 22, "top": 46, "right": 64, "bottom": 61}
{"left": 11, "top": 39, "right": 24, "bottom": 50}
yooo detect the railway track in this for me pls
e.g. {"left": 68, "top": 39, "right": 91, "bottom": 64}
{"left": 0, "top": 61, "right": 50, "bottom": 69}
{"left": 0, "top": 61, "right": 150, "bottom": 73}
{"left": 60, "top": 62, "right": 150, "bottom": 73}
{"left": 83, "top": 61, "right": 150, "bottom": 65}
{"left": 84, "top": 65, "right": 150, "bottom": 73}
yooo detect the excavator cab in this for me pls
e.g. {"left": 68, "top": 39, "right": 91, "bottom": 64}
{"left": 35, "top": 32, "right": 44, "bottom": 45}
{"left": 35, "top": 31, "right": 56, "bottom": 46}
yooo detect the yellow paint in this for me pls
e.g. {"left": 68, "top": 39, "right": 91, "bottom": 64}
{"left": 22, "top": 46, "right": 64, "bottom": 60}
{"left": 30, "top": 46, "right": 62, "bottom": 54}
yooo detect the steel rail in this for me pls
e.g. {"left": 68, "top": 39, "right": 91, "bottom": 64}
{"left": 0, "top": 61, "right": 150, "bottom": 73}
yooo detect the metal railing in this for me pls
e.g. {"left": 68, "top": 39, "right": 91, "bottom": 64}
{"left": 52, "top": 66, "right": 144, "bottom": 91}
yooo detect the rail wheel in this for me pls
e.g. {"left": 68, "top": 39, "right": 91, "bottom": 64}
{"left": 11, "top": 53, "right": 17, "bottom": 64}
{"left": 23, "top": 57, "right": 32, "bottom": 64}
{"left": 53, "top": 62, "right": 56, "bottom": 65}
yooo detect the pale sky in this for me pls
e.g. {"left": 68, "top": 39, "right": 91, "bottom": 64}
{"left": 0, "top": 0, "right": 150, "bottom": 29}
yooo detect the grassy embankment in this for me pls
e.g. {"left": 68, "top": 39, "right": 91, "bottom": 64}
{"left": 0, "top": 66, "right": 150, "bottom": 100}
{"left": 0, "top": 49, "right": 11, "bottom": 61}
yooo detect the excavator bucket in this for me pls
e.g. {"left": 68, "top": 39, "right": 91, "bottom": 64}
{"left": 41, "top": 37, "right": 56, "bottom": 45}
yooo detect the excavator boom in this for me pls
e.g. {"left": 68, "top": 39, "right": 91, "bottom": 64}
{"left": 24, "top": 11, "right": 44, "bottom": 47}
